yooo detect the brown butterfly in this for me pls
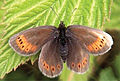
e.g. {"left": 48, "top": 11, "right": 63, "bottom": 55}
{"left": 9, "top": 21, "right": 113, "bottom": 78}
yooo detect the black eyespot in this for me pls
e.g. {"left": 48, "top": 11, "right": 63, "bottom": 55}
{"left": 20, "top": 42, "right": 23, "bottom": 44}
{"left": 83, "top": 62, "right": 85, "bottom": 65}
{"left": 18, "top": 37, "right": 20, "bottom": 39}
{"left": 22, "top": 46, "right": 24, "bottom": 48}
{"left": 85, "top": 59, "right": 87, "bottom": 62}
{"left": 101, "top": 41, "right": 103, "bottom": 43}
{"left": 100, "top": 45, "right": 102, "bottom": 47}
{"left": 19, "top": 39, "right": 22, "bottom": 42}
{"left": 102, "top": 39, "right": 104, "bottom": 41}
{"left": 43, "top": 63, "right": 45, "bottom": 66}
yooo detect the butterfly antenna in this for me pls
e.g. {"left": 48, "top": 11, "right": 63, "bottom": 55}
{"left": 50, "top": 7, "right": 61, "bottom": 21}
{"left": 72, "top": 8, "right": 77, "bottom": 14}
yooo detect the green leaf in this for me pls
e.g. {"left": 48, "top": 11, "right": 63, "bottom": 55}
{"left": 0, "top": 0, "right": 112, "bottom": 80}
{"left": 104, "top": 0, "right": 120, "bottom": 29}
{"left": 99, "top": 67, "right": 117, "bottom": 81}
{"left": 2, "top": 69, "right": 36, "bottom": 81}
{"left": 0, "top": 0, "right": 5, "bottom": 22}
{"left": 0, "top": 0, "right": 6, "bottom": 39}
{"left": 112, "top": 54, "right": 120, "bottom": 80}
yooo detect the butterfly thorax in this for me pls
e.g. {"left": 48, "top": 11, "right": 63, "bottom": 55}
{"left": 58, "top": 21, "right": 68, "bottom": 62}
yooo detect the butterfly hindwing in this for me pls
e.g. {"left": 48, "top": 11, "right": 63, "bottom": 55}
{"left": 66, "top": 25, "right": 113, "bottom": 55}
{"left": 9, "top": 26, "right": 58, "bottom": 56}
{"left": 38, "top": 39, "right": 63, "bottom": 78}
{"left": 66, "top": 38, "right": 89, "bottom": 73}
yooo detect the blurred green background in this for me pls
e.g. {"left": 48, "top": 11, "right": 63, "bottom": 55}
{"left": 0, "top": 0, "right": 120, "bottom": 81}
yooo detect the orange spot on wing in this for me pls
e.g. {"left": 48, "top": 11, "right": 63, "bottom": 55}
{"left": 87, "top": 37, "right": 106, "bottom": 52}
{"left": 25, "top": 44, "right": 32, "bottom": 52}
{"left": 82, "top": 62, "right": 85, "bottom": 68}
{"left": 31, "top": 46, "right": 37, "bottom": 52}
{"left": 43, "top": 61, "right": 50, "bottom": 71}
{"left": 77, "top": 62, "right": 81, "bottom": 69}
{"left": 71, "top": 62, "right": 75, "bottom": 68}
{"left": 16, "top": 35, "right": 37, "bottom": 53}
{"left": 51, "top": 66, "right": 55, "bottom": 73}
{"left": 43, "top": 61, "right": 46, "bottom": 67}
{"left": 81, "top": 57, "right": 88, "bottom": 68}
{"left": 83, "top": 58, "right": 87, "bottom": 65}
{"left": 57, "top": 64, "right": 61, "bottom": 70}
{"left": 45, "top": 64, "right": 50, "bottom": 71}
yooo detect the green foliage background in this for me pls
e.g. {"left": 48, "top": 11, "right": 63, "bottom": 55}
{"left": 1, "top": 0, "right": 120, "bottom": 81}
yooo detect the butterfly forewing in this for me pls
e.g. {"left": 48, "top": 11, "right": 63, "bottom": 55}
{"left": 66, "top": 38, "right": 89, "bottom": 73}
{"left": 66, "top": 25, "right": 113, "bottom": 55}
{"left": 9, "top": 26, "right": 58, "bottom": 56}
{"left": 38, "top": 39, "right": 63, "bottom": 78}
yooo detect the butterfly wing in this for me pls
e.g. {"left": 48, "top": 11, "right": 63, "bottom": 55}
{"left": 66, "top": 25, "right": 113, "bottom": 55}
{"left": 9, "top": 26, "right": 58, "bottom": 56}
{"left": 38, "top": 39, "right": 63, "bottom": 78}
{"left": 66, "top": 38, "right": 89, "bottom": 73}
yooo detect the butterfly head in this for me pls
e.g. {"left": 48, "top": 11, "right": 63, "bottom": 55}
{"left": 58, "top": 21, "right": 65, "bottom": 29}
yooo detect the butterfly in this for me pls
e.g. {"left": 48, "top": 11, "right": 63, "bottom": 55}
{"left": 9, "top": 21, "right": 113, "bottom": 78}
